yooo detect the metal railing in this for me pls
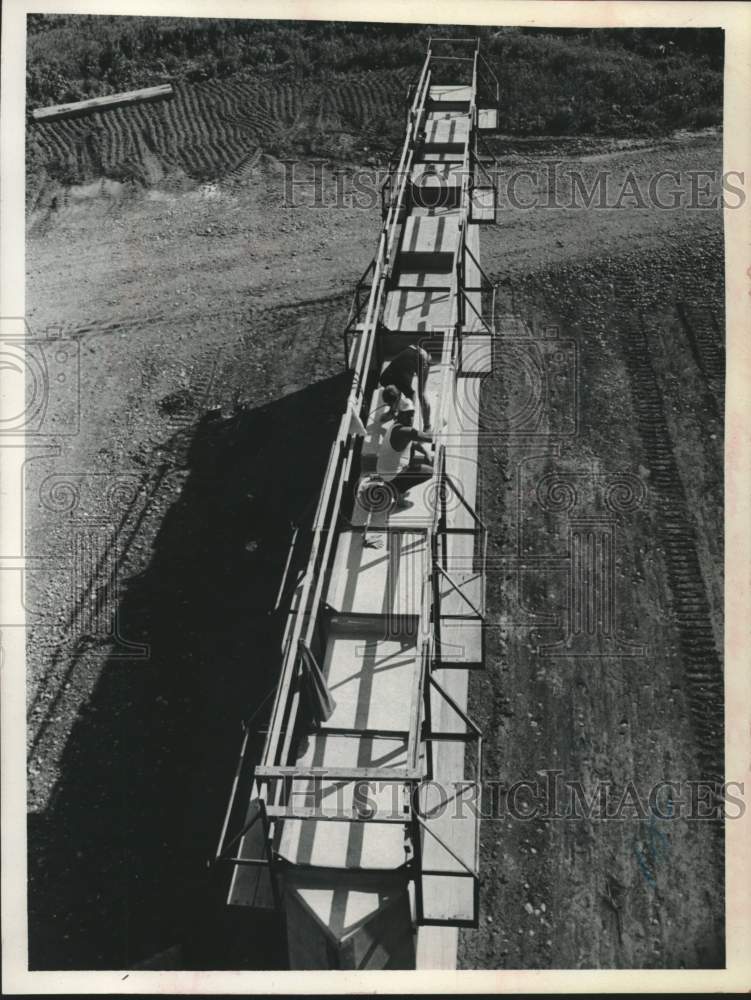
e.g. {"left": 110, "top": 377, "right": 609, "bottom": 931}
{"left": 260, "top": 47, "right": 434, "bottom": 775}
{"left": 477, "top": 50, "right": 500, "bottom": 112}
{"left": 215, "top": 53, "right": 436, "bottom": 871}
{"left": 217, "top": 39, "right": 489, "bottom": 927}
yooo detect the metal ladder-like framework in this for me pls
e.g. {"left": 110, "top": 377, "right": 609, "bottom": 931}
{"left": 345, "top": 39, "right": 500, "bottom": 374}
{"left": 342, "top": 219, "right": 497, "bottom": 376}
{"left": 216, "top": 37, "right": 495, "bottom": 932}
{"left": 214, "top": 332, "right": 486, "bottom": 925}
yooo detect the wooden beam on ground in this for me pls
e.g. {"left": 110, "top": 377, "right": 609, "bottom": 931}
{"left": 32, "top": 83, "right": 173, "bottom": 123}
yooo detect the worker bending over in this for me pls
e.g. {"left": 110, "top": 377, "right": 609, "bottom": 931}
{"left": 379, "top": 344, "right": 432, "bottom": 432}
{"left": 376, "top": 410, "right": 433, "bottom": 510}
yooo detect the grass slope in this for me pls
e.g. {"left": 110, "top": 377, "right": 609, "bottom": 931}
{"left": 27, "top": 17, "right": 722, "bottom": 138}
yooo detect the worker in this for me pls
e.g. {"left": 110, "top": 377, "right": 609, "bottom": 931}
{"left": 376, "top": 410, "right": 433, "bottom": 509}
{"left": 379, "top": 344, "right": 432, "bottom": 431}
{"left": 380, "top": 384, "right": 415, "bottom": 423}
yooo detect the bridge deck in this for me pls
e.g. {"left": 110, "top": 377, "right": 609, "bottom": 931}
{"left": 228, "top": 52, "right": 492, "bottom": 967}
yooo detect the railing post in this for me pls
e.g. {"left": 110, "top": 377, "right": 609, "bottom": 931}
{"left": 431, "top": 523, "right": 441, "bottom": 667}
{"left": 457, "top": 234, "right": 465, "bottom": 373}
{"left": 422, "top": 642, "right": 433, "bottom": 779}
{"left": 258, "top": 797, "right": 282, "bottom": 910}
{"left": 410, "top": 783, "right": 424, "bottom": 924}
{"left": 440, "top": 446, "right": 448, "bottom": 568}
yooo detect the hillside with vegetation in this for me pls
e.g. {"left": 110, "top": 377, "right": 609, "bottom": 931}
{"left": 26, "top": 17, "right": 723, "bottom": 196}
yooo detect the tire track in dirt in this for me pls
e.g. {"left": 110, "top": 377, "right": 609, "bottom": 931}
{"left": 97, "top": 111, "right": 117, "bottom": 174}
{"left": 160, "top": 88, "right": 184, "bottom": 163}
{"left": 222, "top": 146, "right": 262, "bottom": 184}
{"left": 34, "top": 123, "right": 67, "bottom": 162}
{"left": 195, "top": 84, "right": 241, "bottom": 171}
{"left": 219, "top": 80, "right": 278, "bottom": 135}
{"left": 173, "top": 82, "right": 201, "bottom": 152}
{"left": 623, "top": 319, "right": 724, "bottom": 790}
{"left": 58, "top": 290, "right": 350, "bottom": 344}
{"left": 98, "top": 108, "right": 127, "bottom": 175}
{"left": 676, "top": 301, "right": 725, "bottom": 415}
{"left": 171, "top": 83, "right": 206, "bottom": 177}
{"left": 149, "top": 103, "right": 173, "bottom": 170}
{"left": 275, "top": 81, "right": 301, "bottom": 123}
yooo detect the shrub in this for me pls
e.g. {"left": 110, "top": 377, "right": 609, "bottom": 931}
{"left": 546, "top": 107, "right": 575, "bottom": 135}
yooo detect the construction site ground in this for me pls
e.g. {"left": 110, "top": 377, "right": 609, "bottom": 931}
{"left": 26, "top": 130, "right": 724, "bottom": 970}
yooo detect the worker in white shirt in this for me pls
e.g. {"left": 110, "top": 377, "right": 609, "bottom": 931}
{"left": 376, "top": 410, "right": 433, "bottom": 509}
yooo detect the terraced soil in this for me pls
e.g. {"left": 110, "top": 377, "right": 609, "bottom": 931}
{"left": 27, "top": 68, "right": 412, "bottom": 207}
